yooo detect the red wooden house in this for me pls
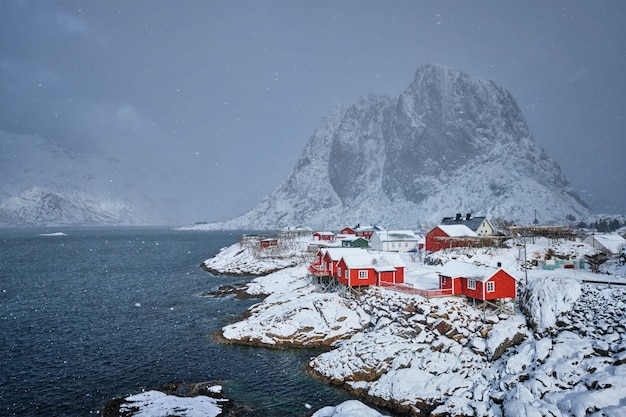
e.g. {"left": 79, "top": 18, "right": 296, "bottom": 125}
{"left": 340, "top": 225, "right": 385, "bottom": 240}
{"left": 308, "top": 248, "right": 366, "bottom": 278}
{"left": 260, "top": 238, "right": 278, "bottom": 248}
{"left": 340, "top": 227, "right": 357, "bottom": 235}
{"left": 336, "top": 253, "right": 404, "bottom": 287}
{"left": 425, "top": 224, "right": 477, "bottom": 252}
{"left": 313, "top": 231, "right": 335, "bottom": 241}
{"left": 437, "top": 260, "right": 517, "bottom": 300}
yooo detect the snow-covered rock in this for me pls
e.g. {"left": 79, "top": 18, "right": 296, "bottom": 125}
{"left": 119, "top": 390, "right": 224, "bottom": 417}
{"left": 519, "top": 277, "right": 582, "bottom": 332}
{"left": 107, "top": 383, "right": 232, "bottom": 417}
{"left": 218, "top": 267, "right": 370, "bottom": 347}
{"left": 312, "top": 400, "right": 390, "bottom": 417}
{"left": 201, "top": 234, "right": 314, "bottom": 276}
{"left": 206, "top": 235, "right": 626, "bottom": 416}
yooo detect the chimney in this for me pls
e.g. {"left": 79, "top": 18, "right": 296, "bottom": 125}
{"left": 455, "top": 213, "right": 462, "bottom": 221}
{"left": 497, "top": 262, "right": 502, "bottom": 268}
{"left": 466, "top": 213, "right": 471, "bottom": 221}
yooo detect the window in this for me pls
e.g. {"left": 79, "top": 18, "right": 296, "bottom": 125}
{"left": 487, "top": 281, "right": 495, "bottom": 292}
{"left": 442, "top": 277, "right": 447, "bottom": 284}
{"left": 345, "top": 270, "right": 349, "bottom": 279}
{"left": 338, "top": 267, "right": 341, "bottom": 277}
{"left": 358, "top": 270, "right": 368, "bottom": 279}
{"left": 468, "top": 279, "right": 476, "bottom": 290}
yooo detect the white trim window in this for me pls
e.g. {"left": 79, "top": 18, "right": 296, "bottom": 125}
{"left": 487, "top": 281, "right": 495, "bottom": 293}
{"left": 338, "top": 267, "right": 341, "bottom": 278}
{"left": 358, "top": 270, "right": 368, "bottom": 279}
{"left": 468, "top": 279, "right": 476, "bottom": 290}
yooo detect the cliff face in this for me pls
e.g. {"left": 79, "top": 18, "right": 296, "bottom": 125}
{"left": 220, "top": 64, "right": 591, "bottom": 229}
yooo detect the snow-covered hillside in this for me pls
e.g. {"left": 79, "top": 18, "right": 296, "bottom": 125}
{"left": 212, "top": 64, "right": 592, "bottom": 230}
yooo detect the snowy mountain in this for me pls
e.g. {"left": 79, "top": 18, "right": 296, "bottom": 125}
{"left": 218, "top": 64, "right": 592, "bottom": 230}
{"left": 0, "top": 132, "right": 169, "bottom": 226}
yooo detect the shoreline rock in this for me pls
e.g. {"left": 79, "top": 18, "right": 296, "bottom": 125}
{"left": 200, "top": 262, "right": 282, "bottom": 277}
{"left": 201, "top": 283, "right": 267, "bottom": 300}
{"left": 102, "top": 382, "right": 254, "bottom": 417}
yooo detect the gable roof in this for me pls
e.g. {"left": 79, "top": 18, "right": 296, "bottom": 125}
{"left": 353, "top": 225, "right": 385, "bottom": 232}
{"left": 440, "top": 216, "right": 488, "bottom": 232}
{"left": 437, "top": 260, "right": 514, "bottom": 282}
{"left": 322, "top": 247, "right": 366, "bottom": 261}
{"left": 436, "top": 224, "right": 478, "bottom": 237}
{"left": 341, "top": 253, "right": 404, "bottom": 272}
{"left": 314, "top": 231, "right": 335, "bottom": 236}
{"left": 374, "top": 230, "right": 418, "bottom": 241}
{"left": 586, "top": 233, "right": 626, "bottom": 254}
{"left": 340, "top": 235, "right": 368, "bottom": 242}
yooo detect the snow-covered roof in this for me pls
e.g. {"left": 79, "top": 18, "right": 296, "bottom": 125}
{"left": 374, "top": 230, "right": 418, "bottom": 241}
{"left": 437, "top": 224, "right": 478, "bottom": 237}
{"left": 587, "top": 233, "right": 626, "bottom": 255}
{"left": 322, "top": 247, "right": 366, "bottom": 261}
{"left": 437, "top": 260, "right": 509, "bottom": 282}
{"left": 354, "top": 225, "right": 385, "bottom": 232}
{"left": 314, "top": 231, "right": 335, "bottom": 236}
{"left": 339, "top": 235, "right": 367, "bottom": 242}
{"left": 440, "top": 215, "right": 488, "bottom": 232}
{"left": 341, "top": 253, "right": 404, "bottom": 271}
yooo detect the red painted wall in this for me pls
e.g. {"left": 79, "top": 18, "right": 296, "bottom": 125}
{"left": 349, "top": 267, "right": 377, "bottom": 286}
{"left": 425, "top": 227, "right": 449, "bottom": 252}
{"left": 461, "top": 278, "right": 483, "bottom": 300}
{"left": 484, "top": 270, "right": 517, "bottom": 300}
{"left": 379, "top": 268, "right": 405, "bottom": 285}
{"left": 323, "top": 252, "right": 342, "bottom": 277}
{"left": 426, "top": 227, "right": 474, "bottom": 252}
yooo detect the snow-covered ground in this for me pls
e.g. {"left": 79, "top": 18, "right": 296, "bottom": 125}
{"left": 213, "top": 235, "right": 626, "bottom": 416}
{"left": 119, "top": 234, "right": 626, "bottom": 416}
{"left": 201, "top": 234, "right": 315, "bottom": 276}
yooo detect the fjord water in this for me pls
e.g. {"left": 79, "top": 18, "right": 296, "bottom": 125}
{"left": 0, "top": 228, "right": 349, "bottom": 416}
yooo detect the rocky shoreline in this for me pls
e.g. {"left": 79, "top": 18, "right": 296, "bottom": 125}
{"left": 108, "top": 236, "right": 625, "bottom": 416}
{"left": 208, "top": 258, "right": 626, "bottom": 416}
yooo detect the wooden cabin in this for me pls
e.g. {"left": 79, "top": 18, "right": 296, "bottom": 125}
{"left": 425, "top": 224, "right": 477, "bottom": 252}
{"left": 437, "top": 260, "right": 517, "bottom": 300}
{"left": 259, "top": 238, "right": 278, "bottom": 248}
{"left": 308, "top": 247, "right": 366, "bottom": 278}
{"left": 336, "top": 253, "right": 404, "bottom": 287}
{"left": 313, "top": 231, "right": 336, "bottom": 241}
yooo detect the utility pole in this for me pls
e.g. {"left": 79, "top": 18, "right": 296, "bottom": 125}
{"left": 523, "top": 228, "right": 528, "bottom": 285}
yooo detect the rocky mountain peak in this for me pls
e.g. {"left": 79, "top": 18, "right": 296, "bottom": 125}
{"left": 219, "top": 64, "right": 592, "bottom": 229}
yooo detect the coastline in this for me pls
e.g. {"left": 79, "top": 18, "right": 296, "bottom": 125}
{"left": 201, "top": 235, "right": 626, "bottom": 416}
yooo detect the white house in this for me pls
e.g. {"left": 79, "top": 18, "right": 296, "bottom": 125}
{"left": 582, "top": 233, "right": 626, "bottom": 256}
{"left": 370, "top": 230, "right": 420, "bottom": 252}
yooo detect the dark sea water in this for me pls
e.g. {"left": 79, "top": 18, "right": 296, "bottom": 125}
{"left": 0, "top": 228, "right": 350, "bottom": 416}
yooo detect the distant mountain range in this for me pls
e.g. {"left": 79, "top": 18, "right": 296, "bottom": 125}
{"left": 0, "top": 133, "right": 169, "bottom": 226}
{"left": 214, "top": 64, "right": 592, "bottom": 230}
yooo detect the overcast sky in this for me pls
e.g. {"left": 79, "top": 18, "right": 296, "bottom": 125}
{"left": 1, "top": 0, "right": 624, "bottom": 223}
